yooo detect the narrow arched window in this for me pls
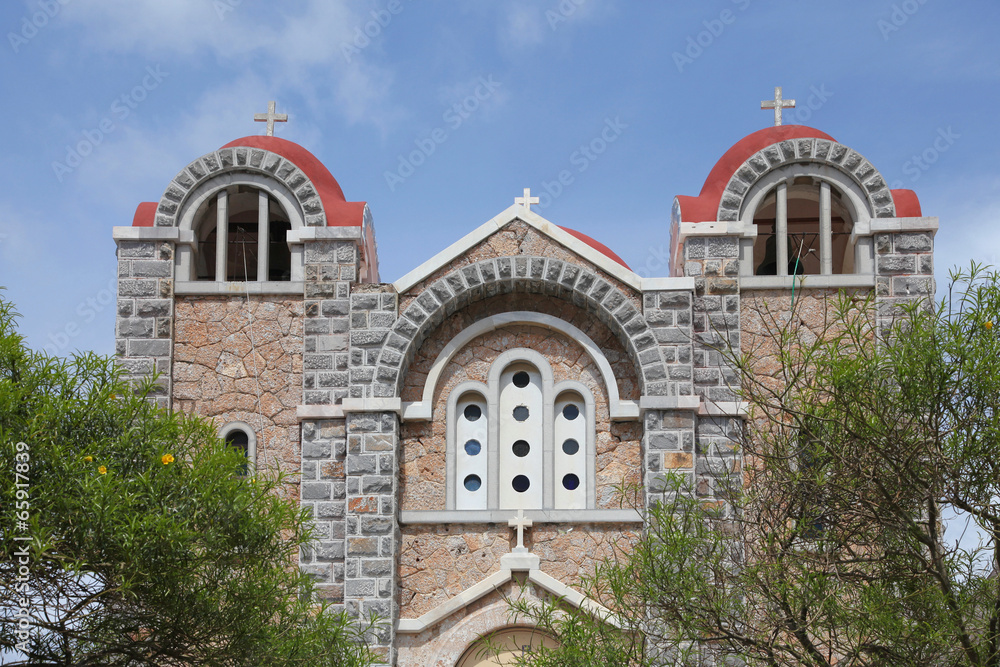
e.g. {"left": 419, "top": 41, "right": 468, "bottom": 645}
{"left": 455, "top": 392, "right": 488, "bottom": 510}
{"left": 195, "top": 185, "right": 292, "bottom": 281}
{"left": 553, "top": 391, "right": 587, "bottom": 510}
{"left": 499, "top": 364, "right": 544, "bottom": 510}
{"left": 219, "top": 422, "right": 256, "bottom": 476}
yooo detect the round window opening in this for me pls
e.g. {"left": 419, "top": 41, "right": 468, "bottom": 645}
{"left": 463, "top": 404, "right": 482, "bottom": 421}
{"left": 562, "top": 404, "right": 580, "bottom": 420}
{"left": 512, "top": 475, "right": 531, "bottom": 493}
{"left": 464, "top": 439, "right": 482, "bottom": 456}
{"left": 464, "top": 474, "right": 482, "bottom": 492}
{"left": 512, "top": 440, "right": 530, "bottom": 457}
{"left": 513, "top": 406, "right": 529, "bottom": 421}
{"left": 512, "top": 371, "right": 530, "bottom": 388}
{"left": 562, "top": 438, "right": 579, "bottom": 455}
{"left": 562, "top": 474, "right": 580, "bottom": 490}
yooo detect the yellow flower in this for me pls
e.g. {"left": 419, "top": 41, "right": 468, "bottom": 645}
{"left": 84, "top": 455, "right": 93, "bottom": 463}
{"left": 161, "top": 453, "right": 175, "bottom": 466}
{"left": 986, "top": 321, "right": 993, "bottom": 330}
{"left": 98, "top": 466, "right": 107, "bottom": 475}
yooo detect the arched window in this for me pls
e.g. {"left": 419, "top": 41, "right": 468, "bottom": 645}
{"left": 447, "top": 350, "right": 595, "bottom": 512}
{"left": 752, "top": 177, "right": 855, "bottom": 276}
{"left": 219, "top": 422, "right": 256, "bottom": 476}
{"left": 455, "top": 391, "right": 489, "bottom": 510}
{"left": 499, "top": 363, "right": 544, "bottom": 509}
{"left": 194, "top": 185, "right": 292, "bottom": 282}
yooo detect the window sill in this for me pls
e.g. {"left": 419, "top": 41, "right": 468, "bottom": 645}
{"left": 739, "top": 274, "right": 875, "bottom": 290}
{"left": 399, "top": 509, "right": 642, "bottom": 524}
{"left": 174, "top": 281, "right": 304, "bottom": 295}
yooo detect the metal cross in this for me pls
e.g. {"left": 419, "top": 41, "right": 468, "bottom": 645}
{"left": 761, "top": 86, "right": 796, "bottom": 127}
{"left": 254, "top": 100, "right": 288, "bottom": 137}
{"left": 515, "top": 188, "right": 540, "bottom": 211}
{"left": 508, "top": 509, "right": 532, "bottom": 551}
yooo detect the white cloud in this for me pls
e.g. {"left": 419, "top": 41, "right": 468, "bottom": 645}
{"left": 501, "top": 3, "right": 546, "bottom": 49}
{"left": 58, "top": 0, "right": 400, "bottom": 128}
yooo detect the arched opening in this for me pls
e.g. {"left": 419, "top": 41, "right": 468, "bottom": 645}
{"left": 499, "top": 363, "right": 544, "bottom": 510}
{"left": 456, "top": 628, "right": 559, "bottom": 666}
{"left": 219, "top": 423, "right": 255, "bottom": 476}
{"left": 553, "top": 390, "right": 587, "bottom": 510}
{"left": 455, "top": 391, "right": 489, "bottom": 510}
{"left": 752, "top": 176, "right": 855, "bottom": 276}
{"left": 194, "top": 185, "right": 292, "bottom": 281}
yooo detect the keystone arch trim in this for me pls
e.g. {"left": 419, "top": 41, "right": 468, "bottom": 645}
{"left": 717, "top": 137, "right": 896, "bottom": 222}
{"left": 154, "top": 146, "right": 327, "bottom": 228}
{"left": 373, "top": 257, "right": 666, "bottom": 405}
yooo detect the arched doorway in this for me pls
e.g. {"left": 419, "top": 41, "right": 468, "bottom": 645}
{"left": 456, "top": 627, "right": 558, "bottom": 666}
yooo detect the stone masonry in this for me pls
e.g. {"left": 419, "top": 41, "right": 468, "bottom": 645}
{"left": 874, "top": 230, "right": 935, "bottom": 330}
{"left": 115, "top": 240, "right": 174, "bottom": 407}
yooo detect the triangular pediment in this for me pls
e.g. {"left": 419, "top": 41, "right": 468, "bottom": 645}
{"left": 392, "top": 205, "right": 643, "bottom": 294}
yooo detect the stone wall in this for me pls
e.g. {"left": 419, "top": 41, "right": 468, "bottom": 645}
{"left": 346, "top": 411, "right": 400, "bottom": 665}
{"left": 874, "top": 230, "right": 935, "bottom": 330}
{"left": 299, "top": 418, "right": 348, "bottom": 604}
{"left": 171, "top": 295, "right": 303, "bottom": 477}
{"left": 116, "top": 240, "right": 175, "bottom": 407}
{"left": 398, "top": 523, "right": 638, "bottom": 619}
{"left": 302, "top": 239, "right": 357, "bottom": 406}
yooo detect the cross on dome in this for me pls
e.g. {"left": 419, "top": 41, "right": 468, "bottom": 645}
{"left": 508, "top": 509, "right": 532, "bottom": 552}
{"left": 254, "top": 100, "right": 288, "bottom": 137}
{"left": 761, "top": 86, "right": 796, "bottom": 127}
{"left": 515, "top": 188, "right": 540, "bottom": 211}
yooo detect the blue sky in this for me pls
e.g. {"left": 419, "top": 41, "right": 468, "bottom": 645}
{"left": 1, "top": 0, "right": 999, "bottom": 357}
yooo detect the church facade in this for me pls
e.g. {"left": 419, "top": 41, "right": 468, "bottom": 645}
{"left": 112, "top": 112, "right": 936, "bottom": 665}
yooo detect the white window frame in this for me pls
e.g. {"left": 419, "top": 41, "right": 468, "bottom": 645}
{"left": 446, "top": 348, "right": 596, "bottom": 511}
{"left": 218, "top": 421, "right": 257, "bottom": 474}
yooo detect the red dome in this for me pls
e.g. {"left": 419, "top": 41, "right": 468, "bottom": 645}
{"left": 559, "top": 226, "right": 630, "bottom": 269}
{"left": 221, "top": 136, "right": 366, "bottom": 227}
{"left": 675, "top": 125, "right": 922, "bottom": 221}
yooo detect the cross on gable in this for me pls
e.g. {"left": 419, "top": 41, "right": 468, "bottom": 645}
{"left": 761, "top": 86, "right": 796, "bottom": 127}
{"left": 254, "top": 100, "right": 288, "bottom": 137}
{"left": 508, "top": 509, "right": 532, "bottom": 551}
{"left": 515, "top": 188, "right": 540, "bottom": 211}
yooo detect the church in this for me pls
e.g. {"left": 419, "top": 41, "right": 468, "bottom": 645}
{"left": 111, "top": 91, "right": 936, "bottom": 665}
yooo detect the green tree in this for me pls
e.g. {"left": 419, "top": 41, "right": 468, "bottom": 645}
{"left": 507, "top": 265, "right": 1000, "bottom": 666}
{"left": 0, "top": 295, "right": 373, "bottom": 666}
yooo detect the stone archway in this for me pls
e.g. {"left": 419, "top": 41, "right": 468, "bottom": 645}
{"left": 456, "top": 628, "right": 559, "bottom": 667}
{"left": 372, "top": 256, "right": 665, "bottom": 399}
{"left": 717, "top": 137, "right": 896, "bottom": 222}
{"left": 154, "top": 146, "right": 328, "bottom": 228}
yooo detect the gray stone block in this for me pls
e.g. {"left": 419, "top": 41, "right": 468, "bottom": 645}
{"left": 118, "top": 279, "right": 158, "bottom": 298}
{"left": 894, "top": 233, "right": 933, "bottom": 253}
{"left": 131, "top": 260, "right": 171, "bottom": 278}
{"left": 877, "top": 255, "right": 917, "bottom": 274}
{"left": 302, "top": 482, "right": 332, "bottom": 500}
{"left": 128, "top": 339, "right": 170, "bottom": 357}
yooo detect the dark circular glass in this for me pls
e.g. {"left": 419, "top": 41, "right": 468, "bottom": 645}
{"left": 562, "top": 438, "right": 580, "bottom": 455}
{"left": 562, "top": 474, "right": 580, "bottom": 490}
{"left": 464, "top": 474, "right": 482, "bottom": 492}
{"left": 512, "top": 440, "right": 530, "bottom": 457}
{"left": 464, "top": 439, "right": 481, "bottom": 456}
{"left": 512, "top": 371, "right": 530, "bottom": 388}
{"left": 562, "top": 404, "right": 580, "bottom": 420}
{"left": 512, "top": 475, "right": 530, "bottom": 493}
{"left": 463, "top": 404, "right": 482, "bottom": 421}
{"left": 513, "top": 406, "right": 529, "bottom": 421}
